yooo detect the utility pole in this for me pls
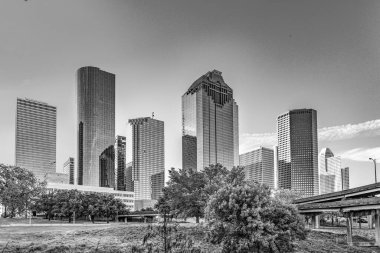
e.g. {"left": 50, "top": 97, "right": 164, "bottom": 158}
{"left": 369, "top": 158, "right": 377, "bottom": 183}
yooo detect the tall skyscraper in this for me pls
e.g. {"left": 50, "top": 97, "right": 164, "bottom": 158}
{"left": 151, "top": 171, "right": 165, "bottom": 201}
{"left": 63, "top": 157, "right": 75, "bottom": 185}
{"left": 273, "top": 145, "right": 279, "bottom": 189}
{"left": 319, "top": 148, "right": 342, "bottom": 194}
{"left": 277, "top": 109, "right": 319, "bottom": 197}
{"left": 129, "top": 117, "right": 165, "bottom": 210}
{"left": 15, "top": 98, "right": 57, "bottom": 180}
{"left": 182, "top": 70, "right": 239, "bottom": 171}
{"left": 77, "top": 66, "right": 115, "bottom": 187}
{"left": 115, "top": 135, "right": 126, "bottom": 191}
{"left": 342, "top": 167, "right": 350, "bottom": 190}
{"left": 125, "top": 161, "right": 134, "bottom": 192}
{"left": 239, "top": 147, "right": 274, "bottom": 188}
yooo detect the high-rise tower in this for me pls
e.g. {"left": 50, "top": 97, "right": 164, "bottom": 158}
{"left": 115, "top": 135, "right": 126, "bottom": 191}
{"left": 15, "top": 98, "right": 57, "bottom": 180}
{"left": 77, "top": 66, "right": 115, "bottom": 187}
{"left": 182, "top": 70, "right": 239, "bottom": 171}
{"left": 277, "top": 109, "right": 318, "bottom": 196}
{"left": 319, "top": 148, "right": 342, "bottom": 194}
{"left": 129, "top": 117, "right": 165, "bottom": 210}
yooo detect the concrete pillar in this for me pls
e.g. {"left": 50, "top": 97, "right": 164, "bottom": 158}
{"left": 315, "top": 215, "right": 320, "bottom": 229}
{"left": 368, "top": 215, "right": 372, "bottom": 229}
{"left": 346, "top": 212, "right": 353, "bottom": 246}
{"left": 311, "top": 215, "right": 316, "bottom": 228}
{"left": 375, "top": 210, "right": 380, "bottom": 245}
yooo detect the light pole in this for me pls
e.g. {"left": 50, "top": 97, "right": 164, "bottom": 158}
{"left": 369, "top": 158, "right": 377, "bottom": 183}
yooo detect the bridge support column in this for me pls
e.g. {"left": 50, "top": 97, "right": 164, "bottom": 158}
{"left": 311, "top": 215, "right": 320, "bottom": 229}
{"left": 375, "top": 210, "right": 380, "bottom": 245}
{"left": 346, "top": 212, "right": 353, "bottom": 246}
{"left": 368, "top": 215, "right": 373, "bottom": 229}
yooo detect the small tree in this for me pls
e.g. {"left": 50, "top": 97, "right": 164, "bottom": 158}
{"left": 206, "top": 182, "right": 307, "bottom": 252}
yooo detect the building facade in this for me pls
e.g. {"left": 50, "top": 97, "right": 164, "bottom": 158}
{"left": 129, "top": 117, "right": 165, "bottom": 210}
{"left": 182, "top": 70, "right": 239, "bottom": 171}
{"left": 115, "top": 136, "right": 126, "bottom": 191}
{"left": 125, "top": 161, "right": 134, "bottom": 192}
{"left": 319, "top": 148, "right": 342, "bottom": 194}
{"left": 151, "top": 171, "right": 165, "bottom": 200}
{"left": 77, "top": 66, "right": 115, "bottom": 187}
{"left": 277, "top": 109, "right": 319, "bottom": 197}
{"left": 342, "top": 167, "right": 350, "bottom": 190}
{"left": 63, "top": 157, "right": 75, "bottom": 185}
{"left": 239, "top": 147, "right": 274, "bottom": 188}
{"left": 15, "top": 98, "right": 57, "bottom": 180}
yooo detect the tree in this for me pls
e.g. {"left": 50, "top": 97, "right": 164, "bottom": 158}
{"left": 33, "top": 191, "right": 56, "bottom": 220}
{"left": 206, "top": 181, "right": 307, "bottom": 253}
{"left": 272, "top": 189, "right": 306, "bottom": 205}
{"left": 0, "top": 164, "right": 46, "bottom": 218}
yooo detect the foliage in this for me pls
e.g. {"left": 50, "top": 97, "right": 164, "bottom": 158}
{"left": 206, "top": 181, "right": 307, "bottom": 253}
{"left": 0, "top": 164, "right": 46, "bottom": 218}
{"left": 272, "top": 189, "right": 306, "bottom": 205}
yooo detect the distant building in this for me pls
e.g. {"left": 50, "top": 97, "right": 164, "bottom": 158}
{"left": 319, "top": 148, "right": 342, "bottom": 194}
{"left": 151, "top": 171, "right": 165, "bottom": 200}
{"left": 342, "top": 167, "right": 350, "bottom": 190}
{"left": 182, "top": 70, "right": 239, "bottom": 171}
{"left": 115, "top": 136, "right": 126, "bottom": 191}
{"left": 99, "top": 145, "right": 115, "bottom": 188}
{"left": 46, "top": 172, "right": 69, "bottom": 184}
{"left": 46, "top": 183, "right": 134, "bottom": 211}
{"left": 77, "top": 66, "right": 115, "bottom": 187}
{"left": 129, "top": 117, "right": 165, "bottom": 210}
{"left": 15, "top": 98, "right": 57, "bottom": 180}
{"left": 63, "top": 158, "right": 75, "bottom": 185}
{"left": 125, "top": 161, "right": 134, "bottom": 192}
{"left": 273, "top": 145, "right": 279, "bottom": 189}
{"left": 277, "top": 109, "right": 319, "bottom": 197}
{"left": 239, "top": 147, "right": 274, "bottom": 188}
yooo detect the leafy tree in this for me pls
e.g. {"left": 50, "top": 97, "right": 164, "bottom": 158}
{"left": 273, "top": 189, "right": 306, "bottom": 205}
{"left": 33, "top": 191, "right": 56, "bottom": 220}
{"left": 206, "top": 181, "right": 307, "bottom": 253}
{"left": 0, "top": 164, "right": 46, "bottom": 217}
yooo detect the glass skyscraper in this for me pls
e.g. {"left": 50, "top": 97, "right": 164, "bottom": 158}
{"left": 77, "top": 66, "right": 115, "bottom": 187}
{"left": 319, "top": 148, "right": 342, "bottom": 194}
{"left": 129, "top": 117, "right": 165, "bottom": 210}
{"left": 63, "top": 157, "right": 75, "bottom": 185}
{"left": 182, "top": 70, "right": 239, "bottom": 171}
{"left": 277, "top": 109, "right": 319, "bottom": 197}
{"left": 239, "top": 147, "right": 274, "bottom": 188}
{"left": 115, "top": 135, "right": 126, "bottom": 191}
{"left": 15, "top": 98, "right": 57, "bottom": 180}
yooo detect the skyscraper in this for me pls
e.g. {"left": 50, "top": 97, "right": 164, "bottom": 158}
{"left": 319, "top": 148, "right": 342, "bottom": 194}
{"left": 151, "top": 171, "right": 165, "bottom": 201}
{"left": 77, "top": 66, "right": 115, "bottom": 187}
{"left": 129, "top": 117, "right": 165, "bottom": 210}
{"left": 342, "top": 167, "right": 350, "bottom": 190}
{"left": 115, "top": 135, "right": 126, "bottom": 191}
{"left": 277, "top": 109, "right": 319, "bottom": 197}
{"left": 63, "top": 157, "right": 75, "bottom": 185}
{"left": 125, "top": 161, "right": 134, "bottom": 192}
{"left": 15, "top": 98, "right": 56, "bottom": 180}
{"left": 182, "top": 70, "right": 239, "bottom": 171}
{"left": 239, "top": 147, "right": 274, "bottom": 188}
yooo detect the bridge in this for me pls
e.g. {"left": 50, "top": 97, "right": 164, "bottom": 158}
{"left": 295, "top": 182, "right": 380, "bottom": 246}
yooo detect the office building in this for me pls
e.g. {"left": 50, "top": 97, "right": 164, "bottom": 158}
{"left": 151, "top": 171, "right": 165, "bottom": 200}
{"left": 77, "top": 66, "right": 115, "bottom": 187}
{"left": 63, "top": 157, "right": 75, "bottom": 185}
{"left": 277, "top": 109, "right": 319, "bottom": 197}
{"left": 125, "top": 161, "right": 134, "bottom": 192}
{"left": 273, "top": 145, "right": 279, "bottom": 189}
{"left": 342, "top": 167, "right": 350, "bottom": 190}
{"left": 129, "top": 117, "right": 164, "bottom": 210}
{"left": 115, "top": 136, "right": 126, "bottom": 191}
{"left": 46, "top": 172, "right": 69, "bottom": 184}
{"left": 319, "top": 148, "right": 342, "bottom": 194}
{"left": 99, "top": 145, "right": 114, "bottom": 188}
{"left": 239, "top": 147, "right": 274, "bottom": 188}
{"left": 182, "top": 70, "right": 239, "bottom": 171}
{"left": 15, "top": 98, "right": 56, "bottom": 180}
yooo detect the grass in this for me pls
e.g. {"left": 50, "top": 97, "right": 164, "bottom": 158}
{"left": 0, "top": 221, "right": 380, "bottom": 252}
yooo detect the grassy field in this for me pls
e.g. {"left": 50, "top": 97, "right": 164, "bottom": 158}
{"left": 1, "top": 220, "right": 380, "bottom": 252}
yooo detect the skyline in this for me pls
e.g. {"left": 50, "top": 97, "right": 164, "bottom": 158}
{"left": 1, "top": 1, "right": 380, "bottom": 188}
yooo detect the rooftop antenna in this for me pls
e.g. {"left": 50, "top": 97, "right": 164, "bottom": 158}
{"left": 152, "top": 112, "right": 155, "bottom": 119}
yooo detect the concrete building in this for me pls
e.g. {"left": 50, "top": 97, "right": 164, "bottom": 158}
{"left": 15, "top": 98, "right": 56, "bottom": 180}
{"left": 115, "top": 136, "right": 127, "bottom": 191}
{"left": 63, "top": 157, "right": 75, "bottom": 185}
{"left": 319, "top": 148, "right": 342, "bottom": 194}
{"left": 125, "top": 161, "right": 133, "bottom": 192}
{"left": 182, "top": 70, "right": 239, "bottom": 171}
{"left": 277, "top": 109, "right": 319, "bottom": 197}
{"left": 129, "top": 117, "right": 164, "bottom": 210}
{"left": 46, "top": 172, "right": 69, "bottom": 184}
{"left": 342, "top": 167, "right": 350, "bottom": 190}
{"left": 239, "top": 147, "right": 274, "bottom": 188}
{"left": 46, "top": 183, "right": 134, "bottom": 211}
{"left": 77, "top": 66, "right": 115, "bottom": 187}
{"left": 273, "top": 145, "right": 279, "bottom": 189}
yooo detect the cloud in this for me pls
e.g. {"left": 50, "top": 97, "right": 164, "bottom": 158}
{"left": 340, "top": 147, "right": 380, "bottom": 162}
{"left": 239, "top": 119, "right": 380, "bottom": 154}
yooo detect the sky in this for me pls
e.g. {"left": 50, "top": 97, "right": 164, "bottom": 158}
{"left": 0, "top": 0, "right": 380, "bottom": 188}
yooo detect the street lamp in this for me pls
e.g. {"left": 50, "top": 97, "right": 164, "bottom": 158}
{"left": 369, "top": 158, "right": 377, "bottom": 183}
